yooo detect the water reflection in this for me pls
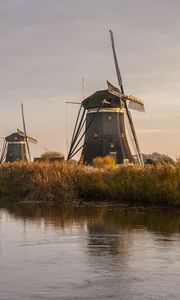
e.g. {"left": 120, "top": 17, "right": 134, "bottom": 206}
{"left": 1, "top": 202, "right": 180, "bottom": 260}
{"left": 2, "top": 202, "right": 180, "bottom": 235}
{"left": 0, "top": 202, "right": 180, "bottom": 300}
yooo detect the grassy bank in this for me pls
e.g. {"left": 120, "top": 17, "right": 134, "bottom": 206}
{"left": 0, "top": 161, "right": 180, "bottom": 206}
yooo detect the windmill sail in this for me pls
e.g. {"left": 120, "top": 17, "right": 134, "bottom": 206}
{"left": 0, "top": 140, "right": 7, "bottom": 163}
{"left": 128, "top": 96, "right": 145, "bottom": 112}
{"left": 17, "top": 128, "right": 37, "bottom": 144}
{"left": 107, "top": 80, "right": 123, "bottom": 98}
{"left": 124, "top": 110, "right": 141, "bottom": 163}
{"left": 109, "top": 30, "right": 123, "bottom": 89}
{"left": 21, "top": 103, "right": 31, "bottom": 161}
{"left": 109, "top": 30, "right": 144, "bottom": 165}
{"left": 107, "top": 80, "right": 145, "bottom": 112}
{"left": 26, "top": 136, "right": 37, "bottom": 144}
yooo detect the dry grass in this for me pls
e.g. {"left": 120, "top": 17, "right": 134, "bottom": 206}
{"left": 0, "top": 161, "right": 180, "bottom": 206}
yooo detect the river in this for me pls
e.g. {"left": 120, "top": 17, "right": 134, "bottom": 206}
{"left": 0, "top": 203, "right": 180, "bottom": 299}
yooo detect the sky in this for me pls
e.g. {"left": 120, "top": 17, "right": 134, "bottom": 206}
{"left": 0, "top": 0, "right": 180, "bottom": 159}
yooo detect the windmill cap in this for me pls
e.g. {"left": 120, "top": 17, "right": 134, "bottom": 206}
{"left": 82, "top": 89, "right": 121, "bottom": 109}
{"left": 5, "top": 132, "right": 25, "bottom": 142}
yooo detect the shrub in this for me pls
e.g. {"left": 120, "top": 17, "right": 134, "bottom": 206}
{"left": 40, "top": 151, "right": 64, "bottom": 161}
{"left": 92, "top": 156, "right": 116, "bottom": 169}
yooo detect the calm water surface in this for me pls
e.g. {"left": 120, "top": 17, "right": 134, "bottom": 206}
{"left": 0, "top": 203, "right": 180, "bottom": 299}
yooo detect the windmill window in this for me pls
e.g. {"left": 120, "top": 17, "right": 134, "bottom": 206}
{"left": 108, "top": 115, "right": 112, "bottom": 120}
{"left": 110, "top": 143, "right": 115, "bottom": 148}
{"left": 94, "top": 132, "right": 98, "bottom": 139}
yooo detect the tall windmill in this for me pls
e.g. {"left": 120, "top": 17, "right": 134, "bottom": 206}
{"left": 0, "top": 104, "right": 37, "bottom": 163}
{"left": 67, "top": 31, "right": 145, "bottom": 165}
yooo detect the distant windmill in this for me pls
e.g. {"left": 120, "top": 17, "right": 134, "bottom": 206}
{"left": 67, "top": 30, "right": 145, "bottom": 165}
{"left": 0, "top": 103, "right": 37, "bottom": 163}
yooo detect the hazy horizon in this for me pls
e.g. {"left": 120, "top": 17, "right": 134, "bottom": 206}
{"left": 0, "top": 0, "right": 180, "bottom": 159}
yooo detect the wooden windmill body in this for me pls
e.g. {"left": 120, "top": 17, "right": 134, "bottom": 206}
{"left": 4, "top": 132, "right": 27, "bottom": 162}
{"left": 81, "top": 89, "right": 134, "bottom": 164}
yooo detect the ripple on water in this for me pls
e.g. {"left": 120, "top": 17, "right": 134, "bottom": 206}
{"left": 0, "top": 204, "right": 180, "bottom": 299}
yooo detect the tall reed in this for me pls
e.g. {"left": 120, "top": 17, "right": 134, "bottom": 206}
{"left": 0, "top": 161, "right": 180, "bottom": 206}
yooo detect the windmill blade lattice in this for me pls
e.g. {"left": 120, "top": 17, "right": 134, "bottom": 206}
{"left": 109, "top": 30, "right": 144, "bottom": 165}
{"left": 128, "top": 97, "right": 145, "bottom": 112}
{"left": 17, "top": 128, "right": 37, "bottom": 144}
{"left": 124, "top": 110, "right": 141, "bottom": 164}
{"left": 107, "top": 80, "right": 145, "bottom": 112}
